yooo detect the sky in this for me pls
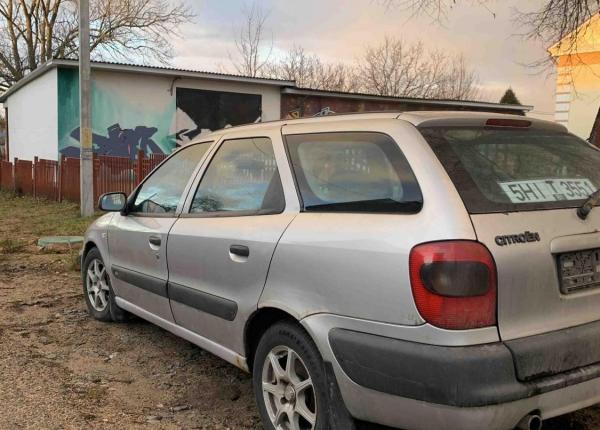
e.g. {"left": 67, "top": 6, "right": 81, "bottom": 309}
{"left": 171, "top": 0, "right": 557, "bottom": 119}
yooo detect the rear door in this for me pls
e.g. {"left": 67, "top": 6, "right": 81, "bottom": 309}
{"left": 108, "top": 142, "right": 212, "bottom": 322}
{"left": 421, "top": 123, "right": 600, "bottom": 341}
{"left": 166, "top": 129, "right": 298, "bottom": 355}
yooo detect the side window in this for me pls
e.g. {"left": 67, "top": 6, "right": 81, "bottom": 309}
{"left": 285, "top": 132, "right": 423, "bottom": 213}
{"left": 190, "top": 137, "right": 285, "bottom": 214}
{"left": 131, "top": 143, "right": 211, "bottom": 214}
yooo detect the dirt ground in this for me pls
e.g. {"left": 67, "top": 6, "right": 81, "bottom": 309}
{"left": 1, "top": 193, "right": 599, "bottom": 430}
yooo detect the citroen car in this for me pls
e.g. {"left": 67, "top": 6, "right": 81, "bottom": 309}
{"left": 81, "top": 112, "right": 600, "bottom": 430}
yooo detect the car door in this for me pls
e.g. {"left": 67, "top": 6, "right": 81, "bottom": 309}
{"left": 166, "top": 129, "right": 299, "bottom": 355}
{"left": 108, "top": 141, "right": 213, "bottom": 322}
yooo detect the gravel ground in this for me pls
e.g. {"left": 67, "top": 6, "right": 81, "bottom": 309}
{"left": 0, "top": 194, "right": 599, "bottom": 429}
{"left": 0, "top": 252, "right": 261, "bottom": 429}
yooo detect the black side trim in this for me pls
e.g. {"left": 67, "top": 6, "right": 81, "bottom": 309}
{"left": 168, "top": 282, "right": 237, "bottom": 321}
{"left": 111, "top": 265, "right": 167, "bottom": 297}
{"left": 505, "top": 320, "right": 600, "bottom": 381}
{"left": 329, "top": 328, "right": 600, "bottom": 407}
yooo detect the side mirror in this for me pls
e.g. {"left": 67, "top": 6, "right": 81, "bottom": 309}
{"left": 98, "top": 192, "right": 127, "bottom": 212}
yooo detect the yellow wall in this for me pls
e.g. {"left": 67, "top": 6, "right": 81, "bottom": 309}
{"left": 551, "top": 15, "right": 600, "bottom": 139}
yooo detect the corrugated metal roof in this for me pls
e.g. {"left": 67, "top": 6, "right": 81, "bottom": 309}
{"left": 57, "top": 59, "right": 296, "bottom": 84}
{"left": 0, "top": 59, "right": 532, "bottom": 114}
{"left": 0, "top": 58, "right": 295, "bottom": 102}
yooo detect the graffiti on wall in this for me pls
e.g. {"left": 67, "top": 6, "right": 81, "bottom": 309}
{"left": 57, "top": 69, "right": 264, "bottom": 158}
{"left": 58, "top": 68, "right": 175, "bottom": 158}
{"left": 61, "top": 124, "right": 164, "bottom": 158}
{"left": 175, "top": 88, "right": 262, "bottom": 146}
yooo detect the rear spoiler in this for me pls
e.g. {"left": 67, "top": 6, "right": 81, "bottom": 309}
{"left": 414, "top": 117, "right": 568, "bottom": 133}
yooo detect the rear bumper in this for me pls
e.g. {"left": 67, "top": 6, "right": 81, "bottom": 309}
{"left": 329, "top": 327, "right": 600, "bottom": 408}
{"left": 302, "top": 314, "right": 600, "bottom": 430}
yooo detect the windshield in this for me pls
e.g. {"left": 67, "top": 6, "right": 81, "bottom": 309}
{"left": 420, "top": 126, "right": 600, "bottom": 214}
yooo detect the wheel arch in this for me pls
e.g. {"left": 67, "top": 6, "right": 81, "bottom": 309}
{"left": 244, "top": 306, "right": 301, "bottom": 371}
{"left": 82, "top": 240, "right": 98, "bottom": 261}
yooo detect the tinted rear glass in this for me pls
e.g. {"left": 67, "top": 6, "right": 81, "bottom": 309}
{"left": 285, "top": 132, "right": 423, "bottom": 213}
{"left": 420, "top": 126, "right": 600, "bottom": 213}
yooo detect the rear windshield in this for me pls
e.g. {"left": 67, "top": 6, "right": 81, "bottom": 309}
{"left": 420, "top": 126, "right": 600, "bottom": 213}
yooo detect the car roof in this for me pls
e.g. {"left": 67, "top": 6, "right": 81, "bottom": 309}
{"left": 190, "top": 111, "right": 566, "bottom": 144}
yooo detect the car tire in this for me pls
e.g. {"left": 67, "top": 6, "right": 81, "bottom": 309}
{"left": 82, "top": 247, "right": 128, "bottom": 322}
{"left": 253, "top": 321, "right": 329, "bottom": 430}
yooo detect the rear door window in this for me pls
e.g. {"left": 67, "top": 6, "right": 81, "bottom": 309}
{"left": 285, "top": 132, "right": 422, "bottom": 213}
{"left": 189, "top": 137, "right": 285, "bottom": 215}
{"left": 420, "top": 126, "right": 600, "bottom": 213}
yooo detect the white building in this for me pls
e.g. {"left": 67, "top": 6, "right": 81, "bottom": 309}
{"left": 0, "top": 59, "right": 292, "bottom": 161}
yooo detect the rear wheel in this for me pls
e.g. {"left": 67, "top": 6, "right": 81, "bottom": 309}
{"left": 253, "top": 322, "right": 328, "bottom": 430}
{"left": 82, "top": 247, "right": 128, "bottom": 322}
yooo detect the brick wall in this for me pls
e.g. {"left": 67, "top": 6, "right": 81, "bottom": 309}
{"left": 280, "top": 94, "right": 526, "bottom": 119}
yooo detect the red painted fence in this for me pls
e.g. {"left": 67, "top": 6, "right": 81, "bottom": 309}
{"left": 34, "top": 157, "right": 59, "bottom": 201}
{"left": 14, "top": 159, "right": 33, "bottom": 196}
{"left": 61, "top": 156, "right": 80, "bottom": 203}
{"left": 0, "top": 160, "right": 13, "bottom": 190}
{"left": 0, "top": 150, "right": 167, "bottom": 205}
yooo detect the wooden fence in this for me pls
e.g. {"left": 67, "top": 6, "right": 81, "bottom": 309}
{"left": 0, "top": 150, "right": 167, "bottom": 205}
{"left": 0, "top": 160, "right": 14, "bottom": 190}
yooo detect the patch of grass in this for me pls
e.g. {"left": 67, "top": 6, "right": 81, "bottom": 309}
{"left": 0, "top": 191, "right": 100, "bottom": 241}
{"left": 65, "top": 248, "right": 82, "bottom": 272}
{"left": 0, "top": 238, "right": 25, "bottom": 254}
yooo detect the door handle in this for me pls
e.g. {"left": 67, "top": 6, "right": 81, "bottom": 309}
{"left": 149, "top": 235, "right": 162, "bottom": 247}
{"left": 229, "top": 245, "right": 249, "bottom": 257}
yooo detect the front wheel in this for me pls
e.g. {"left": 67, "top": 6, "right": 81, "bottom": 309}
{"left": 253, "top": 322, "right": 329, "bottom": 430}
{"left": 82, "top": 247, "right": 128, "bottom": 322}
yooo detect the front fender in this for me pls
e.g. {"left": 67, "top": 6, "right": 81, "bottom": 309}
{"left": 82, "top": 213, "right": 114, "bottom": 271}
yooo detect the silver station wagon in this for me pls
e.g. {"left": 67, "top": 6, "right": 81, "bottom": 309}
{"left": 82, "top": 112, "right": 600, "bottom": 430}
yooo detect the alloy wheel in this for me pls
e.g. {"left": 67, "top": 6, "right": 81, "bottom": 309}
{"left": 86, "top": 258, "right": 110, "bottom": 312}
{"left": 261, "top": 345, "right": 317, "bottom": 430}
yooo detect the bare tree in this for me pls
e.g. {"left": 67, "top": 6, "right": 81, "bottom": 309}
{"left": 0, "top": 0, "right": 193, "bottom": 90}
{"left": 355, "top": 37, "right": 480, "bottom": 100}
{"left": 376, "top": 0, "right": 493, "bottom": 21}
{"left": 262, "top": 45, "right": 357, "bottom": 91}
{"left": 434, "top": 54, "right": 481, "bottom": 100}
{"left": 518, "top": 0, "right": 599, "bottom": 56}
{"left": 379, "top": 0, "right": 600, "bottom": 55}
{"left": 230, "top": 1, "right": 272, "bottom": 77}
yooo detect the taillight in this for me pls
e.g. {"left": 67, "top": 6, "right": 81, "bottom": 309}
{"left": 485, "top": 118, "right": 532, "bottom": 128}
{"left": 409, "top": 241, "right": 497, "bottom": 330}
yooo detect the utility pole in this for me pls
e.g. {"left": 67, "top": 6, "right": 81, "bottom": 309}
{"left": 79, "top": 0, "right": 93, "bottom": 216}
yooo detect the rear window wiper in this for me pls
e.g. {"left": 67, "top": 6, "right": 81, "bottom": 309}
{"left": 304, "top": 199, "right": 423, "bottom": 213}
{"left": 577, "top": 189, "right": 600, "bottom": 220}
